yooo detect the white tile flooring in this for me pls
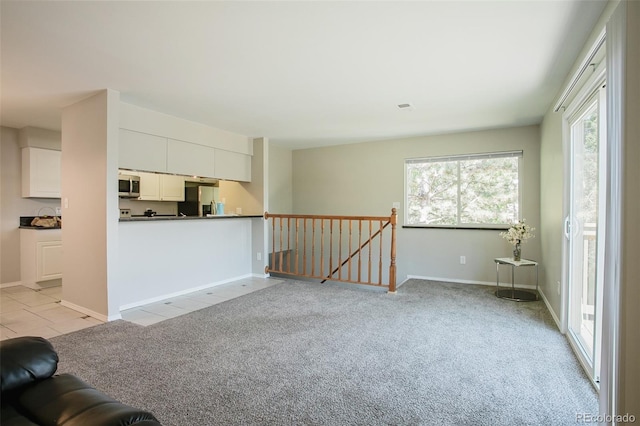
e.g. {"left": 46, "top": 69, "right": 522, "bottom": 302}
{"left": 1, "top": 277, "right": 283, "bottom": 341}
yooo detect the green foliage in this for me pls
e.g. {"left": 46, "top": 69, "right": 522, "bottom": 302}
{"left": 407, "top": 155, "right": 519, "bottom": 226}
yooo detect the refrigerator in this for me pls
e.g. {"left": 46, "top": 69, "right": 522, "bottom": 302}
{"left": 178, "top": 186, "right": 219, "bottom": 217}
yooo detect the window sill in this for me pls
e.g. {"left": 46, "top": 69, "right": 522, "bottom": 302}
{"left": 402, "top": 225, "right": 508, "bottom": 231}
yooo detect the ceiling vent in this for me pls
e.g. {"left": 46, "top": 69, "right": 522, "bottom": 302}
{"left": 397, "top": 103, "right": 414, "bottom": 111}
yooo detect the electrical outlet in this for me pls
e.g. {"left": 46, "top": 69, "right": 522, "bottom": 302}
{"left": 460, "top": 256, "right": 466, "bottom": 265}
{"left": 257, "top": 252, "right": 262, "bottom": 261}
{"left": 557, "top": 280, "right": 561, "bottom": 295}
{"left": 55, "top": 207, "right": 62, "bottom": 215}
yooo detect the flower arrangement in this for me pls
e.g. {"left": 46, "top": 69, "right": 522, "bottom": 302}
{"left": 500, "top": 219, "right": 535, "bottom": 246}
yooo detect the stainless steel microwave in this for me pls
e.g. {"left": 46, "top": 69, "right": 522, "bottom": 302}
{"left": 118, "top": 174, "right": 140, "bottom": 198}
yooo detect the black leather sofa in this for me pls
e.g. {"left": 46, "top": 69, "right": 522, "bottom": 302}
{"left": 0, "top": 336, "right": 161, "bottom": 426}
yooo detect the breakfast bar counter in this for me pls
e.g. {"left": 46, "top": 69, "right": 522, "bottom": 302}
{"left": 116, "top": 215, "right": 265, "bottom": 312}
{"left": 119, "top": 214, "right": 263, "bottom": 222}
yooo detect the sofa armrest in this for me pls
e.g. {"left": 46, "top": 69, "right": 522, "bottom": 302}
{"left": 18, "top": 374, "right": 161, "bottom": 426}
{"left": 0, "top": 337, "right": 58, "bottom": 393}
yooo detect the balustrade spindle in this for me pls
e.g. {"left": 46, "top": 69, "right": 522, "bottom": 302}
{"left": 264, "top": 210, "right": 397, "bottom": 293}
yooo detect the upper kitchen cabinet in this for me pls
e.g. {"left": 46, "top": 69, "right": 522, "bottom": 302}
{"left": 22, "top": 147, "right": 61, "bottom": 198}
{"left": 119, "top": 129, "right": 167, "bottom": 172}
{"left": 160, "top": 174, "right": 185, "bottom": 201}
{"left": 167, "top": 139, "right": 215, "bottom": 177}
{"left": 137, "top": 171, "right": 185, "bottom": 201}
{"left": 214, "top": 149, "right": 251, "bottom": 182}
{"left": 119, "top": 102, "right": 252, "bottom": 181}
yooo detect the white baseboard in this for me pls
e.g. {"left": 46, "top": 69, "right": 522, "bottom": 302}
{"left": 1, "top": 280, "right": 61, "bottom": 290}
{"left": 538, "top": 288, "right": 562, "bottom": 331}
{"left": 118, "top": 273, "right": 254, "bottom": 312}
{"left": 59, "top": 300, "right": 117, "bottom": 322}
{"left": 0, "top": 281, "right": 22, "bottom": 289}
{"left": 22, "top": 279, "right": 62, "bottom": 290}
{"left": 407, "top": 274, "right": 538, "bottom": 290}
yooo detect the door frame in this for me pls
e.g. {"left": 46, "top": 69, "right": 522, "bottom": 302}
{"left": 561, "top": 60, "right": 606, "bottom": 387}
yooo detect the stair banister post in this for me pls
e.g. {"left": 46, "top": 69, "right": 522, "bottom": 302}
{"left": 388, "top": 208, "right": 397, "bottom": 293}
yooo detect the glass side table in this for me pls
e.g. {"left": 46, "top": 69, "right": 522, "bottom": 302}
{"left": 494, "top": 257, "right": 539, "bottom": 301}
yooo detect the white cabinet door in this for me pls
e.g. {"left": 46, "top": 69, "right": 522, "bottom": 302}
{"left": 36, "top": 241, "right": 63, "bottom": 281}
{"left": 214, "top": 149, "right": 251, "bottom": 182}
{"left": 137, "top": 171, "right": 161, "bottom": 200}
{"left": 119, "top": 129, "right": 167, "bottom": 172}
{"left": 21, "top": 229, "right": 63, "bottom": 288}
{"left": 137, "top": 172, "right": 185, "bottom": 201}
{"left": 160, "top": 175, "right": 185, "bottom": 201}
{"left": 167, "top": 139, "right": 216, "bottom": 177}
{"left": 22, "top": 147, "right": 61, "bottom": 198}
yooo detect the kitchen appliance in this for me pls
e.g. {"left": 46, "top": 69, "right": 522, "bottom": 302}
{"left": 178, "top": 185, "right": 219, "bottom": 217}
{"left": 119, "top": 208, "right": 131, "bottom": 218}
{"left": 118, "top": 174, "right": 140, "bottom": 198}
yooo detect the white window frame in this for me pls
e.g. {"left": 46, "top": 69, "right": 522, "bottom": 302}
{"left": 404, "top": 151, "right": 523, "bottom": 229}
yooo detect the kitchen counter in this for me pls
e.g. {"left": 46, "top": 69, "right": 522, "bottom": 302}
{"left": 119, "top": 214, "right": 263, "bottom": 222}
{"left": 19, "top": 226, "right": 62, "bottom": 230}
{"left": 19, "top": 216, "right": 62, "bottom": 230}
{"left": 117, "top": 214, "right": 265, "bottom": 310}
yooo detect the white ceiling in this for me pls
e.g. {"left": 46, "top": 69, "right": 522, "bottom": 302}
{"left": 0, "top": 1, "right": 607, "bottom": 149}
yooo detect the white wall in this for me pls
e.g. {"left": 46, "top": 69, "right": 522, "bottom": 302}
{"left": 538, "top": 109, "right": 564, "bottom": 320}
{"left": 292, "top": 125, "right": 541, "bottom": 286}
{"left": 619, "top": 0, "right": 640, "bottom": 417}
{"left": 61, "top": 90, "right": 120, "bottom": 320}
{"left": 117, "top": 219, "right": 253, "bottom": 308}
{"left": 18, "top": 126, "right": 61, "bottom": 150}
{"left": 268, "top": 143, "right": 293, "bottom": 215}
{"left": 0, "top": 126, "right": 61, "bottom": 285}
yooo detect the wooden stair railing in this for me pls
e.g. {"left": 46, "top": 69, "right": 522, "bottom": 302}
{"left": 264, "top": 209, "right": 397, "bottom": 293}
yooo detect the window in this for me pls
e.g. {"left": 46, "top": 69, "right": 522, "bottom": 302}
{"left": 405, "top": 151, "right": 522, "bottom": 228}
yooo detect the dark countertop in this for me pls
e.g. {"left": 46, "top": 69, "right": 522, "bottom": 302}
{"left": 19, "top": 216, "right": 62, "bottom": 230}
{"left": 19, "top": 226, "right": 62, "bottom": 230}
{"left": 119, "top": 214, "right": 263, "bottom": 222}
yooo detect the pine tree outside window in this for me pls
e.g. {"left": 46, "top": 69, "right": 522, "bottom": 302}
{"left": 405, "top": 151, "right": 522, "bottom": 228}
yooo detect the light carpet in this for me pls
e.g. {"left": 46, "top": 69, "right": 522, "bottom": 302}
{"left": 50, "top": 279, "right": 597, "bottom": 425}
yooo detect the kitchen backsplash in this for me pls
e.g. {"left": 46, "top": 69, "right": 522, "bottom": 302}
{"left": 118, "top": 199, "right": 178, "bottom": 216}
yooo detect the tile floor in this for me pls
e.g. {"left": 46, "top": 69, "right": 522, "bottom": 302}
{"left": 0, "top": 277, "right": 283, "bottom": 341}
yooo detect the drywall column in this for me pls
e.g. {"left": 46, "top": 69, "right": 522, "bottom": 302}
{"left": 249, "top": 137, "right": 268, "bottom": 275}
{"left": 618, "top": 0, "right": 640, "bottom": 419}
{"left": 61, "top": 89, "right": 121, "bottom": 321}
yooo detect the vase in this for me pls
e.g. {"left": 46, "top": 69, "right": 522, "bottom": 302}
{"left": 513, "top": 241, "right": 521, "bottom": 261}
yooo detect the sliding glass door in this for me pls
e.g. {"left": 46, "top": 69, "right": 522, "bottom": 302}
{"left": 566, "top": 83, "right": 606, "bottom": 384}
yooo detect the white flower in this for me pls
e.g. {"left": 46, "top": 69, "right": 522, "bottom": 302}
{"left": 500, "top": 219, "right": 535, "bottom": 246}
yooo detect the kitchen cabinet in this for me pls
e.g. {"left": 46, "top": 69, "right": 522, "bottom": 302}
{"left": 160, "top": 174, "right": 185, "bottom": 201}
{"left": 214, "top": 149, "right": 251, "bottom": 182}
{"left": 118, "top": 127, "right": 252, "bottom": 182}
{"left": 22, "top": 147, "right": 61, "bottom": 198}
{"left": 20, "top": 228, "right": 63, "bottom": 289}
{"left": 138, "top": 171, "right": 185, "bottom": 201}
{"left": 119, "top": 129, "right": 167, "bottom": 172}
{"left": 167, "top": 139, "right": 216, "bottom": 177}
